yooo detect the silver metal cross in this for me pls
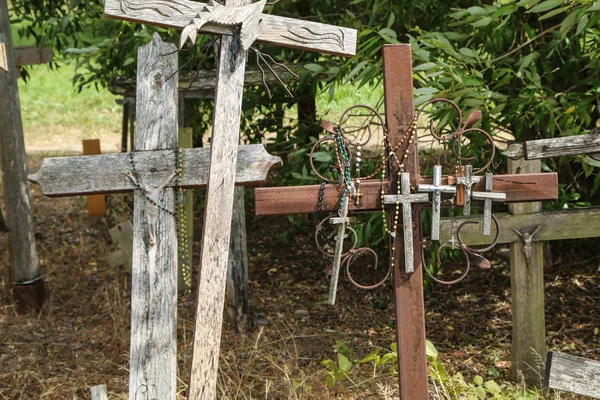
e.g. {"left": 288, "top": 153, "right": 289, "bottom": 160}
{"left": 384, "top": 173, "right": 429, "bottom": 273}
{"left": 456, "top": 165, "right": 481, "bottom": 216}
{"left": 418, "top": 165, "right": 457, "bottom": 241}
{"left": 472, "top": 172, "right": 506, "bottom": 235}
{"left": 328, "top": 195, "right": 350, "bottom": 305}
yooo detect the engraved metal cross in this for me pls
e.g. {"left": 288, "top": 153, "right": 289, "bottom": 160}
{"left": 328, "top": 196, "right": 350, "bottom": 305}
{"left": 472, "top": 172, "right": 506, "bottom": 235}
{"left": 383, "top": 172, "right": 429, "bottom": 273}
{"left": 418, "top": 165, "right": 457, "bottom": 241}
{"left": 456, "top": 165, "right": 481, "bottom": 216}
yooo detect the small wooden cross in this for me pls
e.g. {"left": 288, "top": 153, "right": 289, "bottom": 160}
{"left": 417, "top": 165, "right": 457, "bottom": 241}
{"left": 328, "top": 196, "right": 351, "bottom": 305}
{"left": 456, "top": 164, "right": 481, "bottom": 216}
{"left": 472, "top": 172, "right": 506, "bottom": 236}
{"left": 383, "top": 173, "right": 429, "bottom": 273}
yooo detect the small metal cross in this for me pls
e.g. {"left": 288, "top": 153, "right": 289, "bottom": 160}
{"left": 456, "top": 165, "right": 481, "bottom": 216}
{"left": 472, "top": 172, "right": 506, "bottom": 235}
{"left": 328, "top": 195, "right": 351, "bottom": 305}
{"left": 384, "top": 172, "right": 429, "bottom": 273}
{"left": 418, "top": 165, "right": 457, "bottom": 241}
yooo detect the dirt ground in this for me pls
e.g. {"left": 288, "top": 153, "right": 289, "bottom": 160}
{"left": 0, "top": 153, "right": 599, "bottom": 399}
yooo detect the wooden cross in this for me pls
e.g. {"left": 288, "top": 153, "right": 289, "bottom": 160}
{"left": 472, "top": 172, "right": 506, "bottom": 235}
{"left": 254, "top": 45, "right": 559, "bottom": 399}
{"left": 383, "top": 172, "right": 428, "bottom": 273}
{"left": 417, "top": 165, "right": 457, "bottom": 241}
{"left": 456, "top": 165, "right": 481, "bottom": 216}
{"left": 102, "top": 1, "right": 357, "bottom": 398}
{"left": 29, "top": 34, "right": 281, "bottom": 400}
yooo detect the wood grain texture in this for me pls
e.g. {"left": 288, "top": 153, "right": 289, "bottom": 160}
{"left": 189, "top": 1, "right": 250, "bottom": 397}
{"left": 255, "top": 173, "right": 557, "bottom": 216}
{"left": 129, "top": 34, "right": 178, "bottom": 400}
{"left": 90, "top": 385, "right": 109, "bottom": 400}
{"left": 0, "top": 0, "right": 40, "bottom": 284}
{"left": 14, "top": 46, "right": 53, "bottom": 67}
{"left": 504, "top": 132, "right": 600, "bottom": 160}
{"left": 545, "top": 352, "right": 600, "bottom": 399}
{"left": 225, "top": 187, "right": 249, "bottom": 333}
{"left": 383, "top": 45, "right": 429, "bottom": 400}
{"left": 439, "top": 207, "right": 600, "bottom": 245}
{"left": 82, "top": 139, "right": 106, "bottom": 217}
{"left": 29, "top": 144, "right": 281, "bottom": 196}
{"left": 508, "top": 159, "right": 546, "bottom": 387}
{"left": 0, "top": 42, "right": 6, "bottom": 71}
{"left": 103, "top": 0, "right": 357, "bottom": 57}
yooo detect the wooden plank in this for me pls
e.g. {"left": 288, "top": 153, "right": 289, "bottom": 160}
{"left": 14, "top": 46, "right": 53, "bottom": 67}
{"left": 128, "top": 33, "right": 178, "bottom": 400}
{"left": 103, "top": 0, "right": 357, "bottom": 57}
{"left": 545, "top": 352, "right": 600, "bottom": 399}
{"left": 109, "top": 66, "right": 301, "bottom": 98}
{"left": 255, "top": 173, "right": 558, "bottom": 216}
{"left": 189, "top": 1, "right": 251, "bottom": 397}
{"left": 505, "top": 132, "right": 600, "bottom": 160}
{"left": 384, "top": 45, "right": 429, "bottom": 400}
{"left": 0, "top": 0, "right": 41, "bottom": 291}
{"left": 90, "top": 385, "right": 109, "bottom": 400}
{"left": 225, "top": 187, "right": 249, "bottom": 333}
{"left": 29, "top": 144, "right": 282, "bottom": 196}
{"left": 508, "top": 159, "right": 546, "bottom": 387}
{"left": 439, "top": 207, "right": 600, "bottom": 245}
{"left": 0, "top": 42, "right": 7, "bottom": 71}
{"left": 82, "top": 140, "right": 107, "bottom": 217}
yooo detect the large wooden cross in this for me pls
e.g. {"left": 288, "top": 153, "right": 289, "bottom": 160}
{"left": 29, "top": 34, "right": 281, "bottom": 400}
{"left": 104, "top": 1, "right": 356, "bottom": 398}
{"left": 254, "top": 45, "right": 559, "bottom": 399}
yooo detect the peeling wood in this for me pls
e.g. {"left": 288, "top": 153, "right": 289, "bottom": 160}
{"left": 504, "top": 132, "right": 600, "bottom": 160}
{"left": 545, "top": 352, "right": 600, "bottom": 399}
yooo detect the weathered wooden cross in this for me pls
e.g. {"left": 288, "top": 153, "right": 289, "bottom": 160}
{"left": 104, "top": 1, "right": 356, "bottom": 398}
{"left": 255, "top": 45, "right": 559, "bottom": 399}
{"left": 29, "top": 34, "right": 282, "bottom": 400}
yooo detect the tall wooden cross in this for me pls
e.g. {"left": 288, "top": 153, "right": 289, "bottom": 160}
{"left": 103, "top": 1, "right": 356, "bottom": 398}
{"left": 254, "top": 45, "right": 559, "bottom": 399}
{"left": 29, "top": 34, "right": 282, "bottom": 400}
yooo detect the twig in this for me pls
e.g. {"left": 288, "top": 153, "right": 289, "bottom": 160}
{"left": 490, "top": 24, "right": 561, "bottom": 63}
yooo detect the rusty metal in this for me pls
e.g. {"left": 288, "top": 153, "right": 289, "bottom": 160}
{"left": 345, "top": 247, "right": 391, "bottom": 290}
{"left": 314, "top": 214, "right": 357, "bottom": 257}
{"left": 451, "top": 127, "right": 496, "bottom": 174}
{"left": 422, "top": 242, "right": 471, "bottom": 285}
{"left": 456, "top": 213, "right": 500, "bottom": 253}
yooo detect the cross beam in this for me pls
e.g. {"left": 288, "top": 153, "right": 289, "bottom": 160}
{"left": 104, "top": 0, "right": 357, "bottom": 57}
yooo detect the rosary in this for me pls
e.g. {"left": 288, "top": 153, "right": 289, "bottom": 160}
{"left": 125, "top": 149, "right": 192, "bottom": 289}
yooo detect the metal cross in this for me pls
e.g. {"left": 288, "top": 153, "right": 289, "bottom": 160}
{"left": 384, "top": 173, "right": 429, "bottom": 273}
{"left": 456, "top": 165, "right": 481, "bottom": 216}
{"left": 418, "top": 165, "right": 457, "bottom": 241}
{"left": 328, "top": 195, "right": 350, "bottom": 305}
{"left": 472, "top": 172, "right": 506, "bottom": 235}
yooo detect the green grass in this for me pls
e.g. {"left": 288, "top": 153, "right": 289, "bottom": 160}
{"left": 317, "top": 81, "right": 384, "bottom": 121}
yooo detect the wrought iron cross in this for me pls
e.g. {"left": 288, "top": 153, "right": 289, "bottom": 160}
{"left": 417, "top": 165, "right": 457, "bottom": 241}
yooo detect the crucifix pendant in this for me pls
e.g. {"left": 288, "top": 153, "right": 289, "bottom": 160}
{"left": 418, "top": 165, "right": 457, "bottom": 241}
{"left": 456, "top": 165, "right": 481, "bottom": 216}
{"left": 472, "top": 172, "right": 506, "bottom": 236}
{"left": 328, "top": 195, "right": 350, "bottom": 305}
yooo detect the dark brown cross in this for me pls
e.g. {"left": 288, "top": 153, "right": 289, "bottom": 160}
{"left": 254, "top": 44, "right": 559, "bottom": 399}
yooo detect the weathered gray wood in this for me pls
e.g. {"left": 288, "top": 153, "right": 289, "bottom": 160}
{"left": 471, "top": 173, "right": 506, "bottom": 236}
{"left": 439, "top": 207, "right": 600, "bottom": 245}
{"left": 418, "top": 165, "right": 456, "bottom": 241}
{"left": 504, "top": 132, "right": 600, "bottom": 160}
{"left": 14, "top": 46, "right": 53, "bottom": 67}
{"left": 545, "top": 352, "right": 600, "bottom": 399}
{"left": 225, "top": 187, "right": 249, "bottom": 333}
{"left": 29, "top": 144, "right": 281, "bottom": 196}
{"left": 189, "top": 1, "right": 251, "bottom": 397}
{"left": 129, "top": 34, "right": 178, "bottom": 400}
{"left": 508, "top": 159, "right": 546, "bottom": 386}
{"left": 0, "top": 0, "right": 40, "bottom": 284}
{"left": 384, "top": 173, "right": 429, "bottom": 273}
{"left": 104, "top": 0, "right": 357, "bottom": 57}
{"left": 328, "top": 196, "right": 350, "bottom": 305}
{"left": 0, "top": 42, "right": 6, "bottom": 71}
{"left": 109, "top": 220, "right": 134, "bottom": 271}
{"left": 91, "top": 384, "right": 109, "bottom": 400}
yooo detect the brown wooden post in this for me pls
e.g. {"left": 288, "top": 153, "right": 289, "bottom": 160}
{"left": 508, "top": 158, "right": 546, "bottom": 386}
{"left": 383, "top": 45, "right": 429, "bottom": 399}
{"left": 82, "top": 140, "right": 107, "bottom": 217}
{"left": 0, "top": 0, "right": 42, "bottom": 312}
